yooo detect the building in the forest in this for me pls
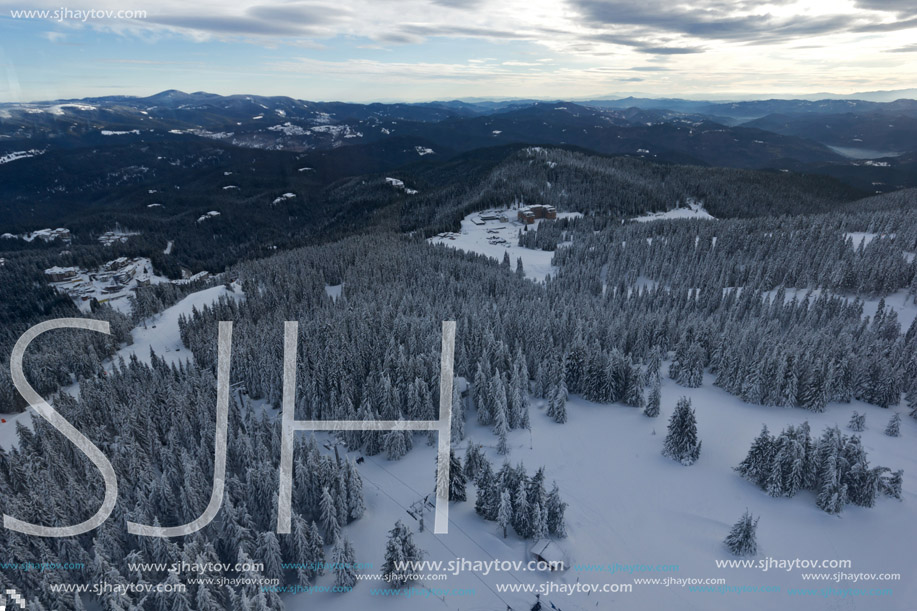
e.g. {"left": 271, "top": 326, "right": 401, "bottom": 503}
{"left": 517, "top": 205, "right": 557, "bottom": 224}
{"left": 44, "top": 266, "right": 80, "bottom": 282}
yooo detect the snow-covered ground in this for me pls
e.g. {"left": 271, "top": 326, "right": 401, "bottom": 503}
{"left": 632, "top": 200, "right": 715, "bottom": 223}
{"left": 325, "top": 283, "right": 344, "bottom": 301}
{"left": 0, "top": 283, "right": 243, "bottom": 451}
{"left": 428, "top": 208, "right": 582, "bottom": 282}
{"left": 1, "top": 227, "right": 70, "bottom": 242}
{"left": 114, "top": 283, "right": 243, "bottom": 369}
{"left": 0, "top": 149, "right": 44, "bottom": 165}
{"left": 289, "top": 368, "right": 917, "bottom": 611}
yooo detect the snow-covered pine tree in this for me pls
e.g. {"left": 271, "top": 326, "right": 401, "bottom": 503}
{"left": 320, "top": 486, "right": 341, "bottom": 543}
{"left": 624, "top": 361, "right": 646, "bottom": 408}
{"left": 497, "top": 489, "right": 512, "bottom": 538}
{"left": 451, "top": 382, "right": 465, "bottom": 441}
{"left": 474, "top": 363, "right": 491, "bottom": 425}
{"left": 345, "top": 460, "right": 366, "bottom": 520}
{"left": 645, "top": 374, "right": 661, "bottom": 418}
{"left": 848, "top": 411, "right": 866, "bottom": 432}
{"left": 512, "top": 480, "right": 531, "bottom": 538}
{"left": 307, "top": 522, "right": 326, "bottom": 577}
{"left": 545, "top": 481, "right": 567, "bottom": 538}
{"left": 463, "top": 442, "right": 486, "bottom": 483}
{"left": 384, "top": 430, "right": 408, "bottom": 460}
{"left": 448, "top": 449, "right": 467, "bottom": 501}
{"left": 494, "top": 393, "right": 510, "bottom": 455}
{"left": 256, "top": 531, "right": 284, "bottom": 581}
{"left": 531, "top": 502, "right": 548, "bottom": 540}
{"left": 885, "top": 413, "right": 901, "bottom": 437}
{"left": 475, "top": 460, "right": 499, "bottom": 520}
{"left": 723, "top": 510, "right": 759, "bottom": 556}
{"left": 549, "top": 382, "right": 567, "bottom": 424}
{"left": 332, "top": 537, "right": 358, "bottom": 590}
{"left": 381, "top": 521, "right": 423, "bottom": 586}
{"left": 662, "top": 397, "right": 702, "bottom": 465}
{"left": 381, "top": 534, "right": 404, "bottom": 586}
{"left": 879, "top": 469, "right": 903, "bottom": 500}
{"left": 815, "top": 427, "right": 848, "bottom": 514}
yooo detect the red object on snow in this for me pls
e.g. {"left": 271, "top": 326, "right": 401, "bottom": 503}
{"left": 1, "top": 419, "right": 6, "bottom": 423}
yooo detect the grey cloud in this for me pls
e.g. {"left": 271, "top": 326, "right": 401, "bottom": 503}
{"left": 853, "top": 16, "right": 917, "bottom": 32}
{"left": 854, "top": 0, "right": 917, "bottom": 17}
{"left": 568, "top": 0, "right": 909, "bottom": 45}
{"left": 146, "top": 14, "right": 324, "bottom": 36}
{"left": 587, "top": 32, "right": 703, "bottom": 55}
{"left": 637, "top": 46, "right": 703, "bottom": 55}
{"left": 246, "top": 3, "right": 350, "bottom": 23}
{"left": 887, "top": 43, "right": 917, "bottom": 52}
{"left": 429, "top": 0, "right": 486, "bottom": 8}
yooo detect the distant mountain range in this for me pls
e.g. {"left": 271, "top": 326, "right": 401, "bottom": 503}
{"left": 2, "top": 89, "right": 916, "bottom": 234}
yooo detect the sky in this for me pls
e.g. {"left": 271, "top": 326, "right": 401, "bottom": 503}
{"left": 0, "top": 0, "right": 915, "bottom": 103}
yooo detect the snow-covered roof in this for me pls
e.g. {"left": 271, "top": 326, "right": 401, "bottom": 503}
{"left": 529, "top": 539, "right": 565, "bottom": 566}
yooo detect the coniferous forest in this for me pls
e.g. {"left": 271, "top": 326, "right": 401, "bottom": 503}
{"left": 2, "top": 136, "right": 917, "bottom": 610}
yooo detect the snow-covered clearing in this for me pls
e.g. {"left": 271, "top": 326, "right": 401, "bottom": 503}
{"left": 324, "top": 283, "right": 343, "bottom": 301}
{"left": 0, "top": 149, "right": 44, "bottom": 165}
{"left": 428, "top": 208, "right": 582, "bottom": 282}
{"left": 290, "top": 369, "right": 916, "bottom": 611}
{"left": 632, "top": 200, "right": 715, "bottom": 223}
{"left": 272, "top": 193, "right": 296, "bottom": 205}
{"left": 116, "top": 283, "right": 243, "bottom": 369}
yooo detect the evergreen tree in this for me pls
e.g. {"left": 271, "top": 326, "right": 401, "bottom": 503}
{"left": 880, "top": 469, "right": 903, "bottom": 500}
{"left": 494, "top": 394, "right": 510, "bottom": 455}
{"left": 724, "top": 510, "right": 759, "bottom": 556}
{"left": 848, "top": 411, "right": 866, "bottom": 432}
{"left": 884, "top": 413, "right": 901, "bottom": 437}
{"left": 549, "top": 383, "right": 567, "bottom": 424}
{"left": 545, "top": 482, "right": 567, "bottom": 537}
{"left": 497, "top": 490, "right": 512, "bottom": 538}
{"left": 475, "top": 460, "right": 499, "bottom": 520}
{"left": 512, "top": 480, "right": 531, "bottom": 538}
{"left": 736, "top": 425, "right": 775, "bottom": 487}
{"left": 463, "top": 442, "right": 486, "bottom": 483}
{"left": 332, "top": 537, "right": 357, "bottom": 590}
{"left": 381, "top": 521, "right": 423, "bottom": 587}
{"left": 815, "top": 427, "right": 848, "bottom": 514}
{"left": 451, "top": 383, "right": 465, "bottom": 441}
{"left": 320, "top": 486, "right": 341, "bottom": 544}
{"left": 662, "top": 397, "right": 702, "bottom": 466}
{"left": 256, "top": 532, "right": 283, "bottom": 581}
{"left": 644, "top": 375, "right": 661, "bottom": 418}
{"left": 307, "top": 521, "right": 326, "bottom": 577}
{"left": 384, "top": 430, "right": 408, "bottom": 460}
{"left": 448, "top": 450, "right": 467, "bottom": 501}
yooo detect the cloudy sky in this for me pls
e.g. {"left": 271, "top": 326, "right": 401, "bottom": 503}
{"left": 1, "top": 0, "right": 915, "bottom": 102}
